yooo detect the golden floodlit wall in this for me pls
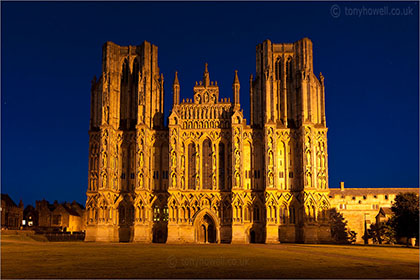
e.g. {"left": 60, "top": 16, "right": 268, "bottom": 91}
{"left": 85, "top": 39, "right": 331, "bottom": 243}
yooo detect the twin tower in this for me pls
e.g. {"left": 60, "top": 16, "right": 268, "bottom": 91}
{"left": 86, "top": 38, "right": 331, "bottom": 243}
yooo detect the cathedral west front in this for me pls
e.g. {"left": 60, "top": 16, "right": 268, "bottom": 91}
{"left": 86, "top": 38, "right": 331, "bottom": 243}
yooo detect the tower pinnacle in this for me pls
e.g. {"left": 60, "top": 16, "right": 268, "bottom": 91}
{"left": 203, "top": 63, "right": 210, "bottom": 87}
{"left": 173, "top": 71, "right": 180, "bottom": 105}
{"left": 233, "top": 70, "right": 240, "bottom": 107}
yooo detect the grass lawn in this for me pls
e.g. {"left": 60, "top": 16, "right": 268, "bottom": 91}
{"left": 1, "top": 235, "right": 418, "bottom": 279}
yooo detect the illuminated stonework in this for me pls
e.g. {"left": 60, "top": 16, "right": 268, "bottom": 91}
{"left": 86, "top": 38, "right": 331, "bottom": 243}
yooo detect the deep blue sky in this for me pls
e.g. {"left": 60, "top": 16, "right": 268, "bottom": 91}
{"left": 2, "top": 2, "right": 419, "bottom": 206}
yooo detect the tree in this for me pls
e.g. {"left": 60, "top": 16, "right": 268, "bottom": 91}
{"left": 367, "top": 218, "right": 397, "bottom": 245}
{"left": 381, "top": 218, "right": 397, "bottom": 244}
{"left": 368, "top": 222, "right": 383, "bottom": 244}
{"left": 329, "top": 208, "right": 356, "bottom": 244}
{"left": 391, "top": 192, "right": 419, "bottom": 241}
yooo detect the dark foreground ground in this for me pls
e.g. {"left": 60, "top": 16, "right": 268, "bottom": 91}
{"left": 1, "top": 235, "right": 419, "bottom": 279}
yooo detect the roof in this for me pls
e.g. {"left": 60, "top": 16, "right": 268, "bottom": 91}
{"left": 1, "top": 194, "right": 17, "bottom": 207}
{"left": 62, "top": 204, "right": 81, "bottom": 217}
{"left": 329, "top": 187, "right": 419, "bottom": 197}
{"left": 35, "top": 200, "right": 84, "bottom": 216}
{"left": 380, "top": 207, "right": 393, "bottom": 215}
{"left": 72, "top": 201, "right": 85, "bottom": 210}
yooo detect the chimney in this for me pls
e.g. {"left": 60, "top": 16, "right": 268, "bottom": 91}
{"left": 340, "top": 181, "right": 345, "bottom": 191}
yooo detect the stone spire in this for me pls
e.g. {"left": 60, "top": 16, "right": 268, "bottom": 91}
{"left": 233, "top": 70, "right": 240, "bottom": 106}
{"left": 173, "top": 71, "right": 180, "bottom": 105}
{"left": 203, "top": 63, "right": 210, "bottom": 87}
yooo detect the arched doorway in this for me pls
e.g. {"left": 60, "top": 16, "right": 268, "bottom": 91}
{"left": 250, "top": 230, "right": 256, "bottom": 243}
{"left": 196, "top": 214, "right": 217, "bottom": 243}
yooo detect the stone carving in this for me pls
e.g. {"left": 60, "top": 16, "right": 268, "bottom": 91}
{"left": 235, "top": 172, "right": 240, "bottom": 188}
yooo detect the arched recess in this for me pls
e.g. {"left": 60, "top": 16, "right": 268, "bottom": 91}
{"left": 120, "top": 58, "right": 130, "bottom": 129}
{"left": 279, "top": 203, "right": 288, "bottom": 224}
{"left": 202, "top": 139, "right": 212, "bottom": 189}
{"left": 188, "top": 143, "right": 196, "bottom": 190}
{"left": 152, "top": 142, "right": 161, "bottom": 191}
{"left": 161, "top": 142, "right": 169, "bottom": 190}
{"left": 243, "top": 141, "right": 252, "bottom": 190}
{"left": 131, "top": 58, "right": 139, "bottom": 125}
{"left": 152, "top": 197, "right": 168, "bottom": 243}
{"left": 286, "top": 56, "right": 295, "bottom": 125}
{"left": 218, "top": 142, "right": 226, "bottom": 190}
{"left": 117, "top": 196, "right": 134, "bottom": 242}
{"left": 277, "top": 140, "right": 286, "bottom": 190}
{"left": 253, "top": 140, "right": 264, "bottom": 190}
{"left": 275, "top": 57, "right": 282, "bottom": 81}
{"left": 318, "top": 198, "right": 329, "bottom": 222}
{"left": 193, "top": 209, "right": 220, "bottom": 243}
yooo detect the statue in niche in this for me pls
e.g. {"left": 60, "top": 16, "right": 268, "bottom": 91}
{"left": 172, "top": 173, "right": 177, "bottom": 188}
{"left": 181, "top": 176, "right": 185, "bottom": 189}
{"left": 139, "top": 152, "right": 144, "bottom": 167}
{"left": 306, "top": 172, "right": 312, "bottom": 188}
{"left": 268, "top": 172, "right": 274, "bottom": 185}
{"left": 101, "top": 171, "right": 107, "bottom": 188}
{"left": 269, "top": 151, "right": 273, "bottom": 166}
{"left": 235, "top": 150, "right": 240, "bottom": 166}
{"left": 103, "top": 106, "right": 109, "bottom": 124}
{"left": 171, "top": 152, "right": 177, "bottom": 167}
{"left": 181, "top": 155, "right": 185, "bottom": 169}
{"left": 196, "top": 175, "right": 200, "bottom": 188}
{"left": 196, "top": 148, "right": 200, "bottom": 170}
{"left": 235, "top": 172, "right": 240, "bottom": 187}
{"left": 138, "top": 173, "right": 143, "bottom": 188}
{"left": 306, "top": 150, "right": 311, "bottom": 166}
{"left": 102, "top": 152, "right": 107, "bottom": 167}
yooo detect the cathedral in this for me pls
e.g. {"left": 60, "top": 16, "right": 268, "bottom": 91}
{"left": 86, "top": 38, "right": 331, "bottom": 243}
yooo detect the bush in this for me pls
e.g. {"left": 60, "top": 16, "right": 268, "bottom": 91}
{"left": 391, "top": 192, "right": 419, "bottom": 241}
{"left": 329, "top": 208, "right": 356, "bottom": 244}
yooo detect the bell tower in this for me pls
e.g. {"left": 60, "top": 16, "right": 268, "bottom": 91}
{"left": 251, "top": 38, "right": 330, "bottom": 243}
{"left": 86, "top": 41, "right": 165, "bottom": 242}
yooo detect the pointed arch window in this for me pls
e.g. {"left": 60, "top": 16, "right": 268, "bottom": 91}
{"left": 253, "top": 206, "right": 260, "bottom": 221}
{"left": 289, "top": 206, "right": 296, "bottom": 224}
{"left": 202, "top": 139, "right": 212, "bottom": 189}
{"left": 218, "top": 142, "right": 225, "bottom": 190}
{"left": 188, "top": 143, "right": 196, "bottom": 190}
{"left": 286, "top": 57, "right": 293, "bottom": 82}
{"left": 275, "top": 57, "right": 282, "bottom": 80}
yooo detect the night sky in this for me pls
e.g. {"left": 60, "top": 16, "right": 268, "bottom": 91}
{"left": 2, "top": 2, "right": 419, "bottom": 206}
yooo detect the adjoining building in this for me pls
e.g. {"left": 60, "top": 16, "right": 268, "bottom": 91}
{"left": 1, "top": 194, "right": 23, "bottom": 229}
{"left": 329, "top": 182, "right": 419, "bottom": 243}
{"left": 86, "top": 38, "right": 331, "bottom": 243}
{"left": 23, "top": 205, "right": 38, "bottom": 228}
{"left": 376, "top": 207, "right": 393, "bottom": 225}
{"left": 35, "top": 199, "right": 86, "bottom": 233}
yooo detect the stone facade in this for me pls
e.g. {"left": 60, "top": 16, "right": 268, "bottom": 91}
{"left": 329, "top": 182, "right": 419, "bottom": 243}
{"left": 36, "top": 200, "right": 86, "bottom": 233}
{"left": 86, "top": 38, "right": 331, "bottom": 243}
{"left": 1, "top": 194, "right": 23, "bottom": 229}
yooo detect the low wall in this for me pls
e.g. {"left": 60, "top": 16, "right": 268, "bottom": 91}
{"left": 1, "top": 229, "right": 36, "bottom": 236}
